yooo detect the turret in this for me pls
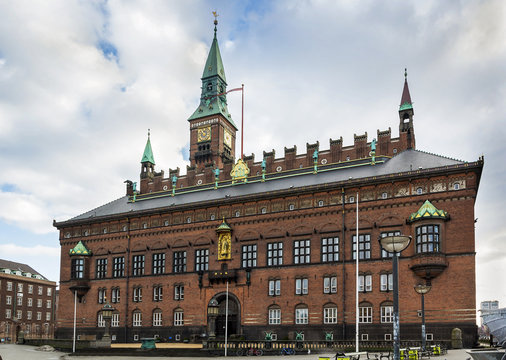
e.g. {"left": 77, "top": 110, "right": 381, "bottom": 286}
{"left": 399, "top": 68, "right": 415, "bottom": 149}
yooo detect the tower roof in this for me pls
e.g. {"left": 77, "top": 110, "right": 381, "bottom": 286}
{"left": 141, "top": 131, "right": 155, "bottom": 164}
{"left": 408, "top": 200, "right": 449, "bottom": 222}
{"left": 69, "top": 240, "right": 92, "bottom": 256}
{"left": 202, "top": 21, "right": 227, "bottom": 82}
{"left": 399, "top": 68, "right": 413, "bottom": 111}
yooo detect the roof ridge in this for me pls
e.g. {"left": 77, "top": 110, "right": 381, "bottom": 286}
{"left": 69, "top": 196, "right": 127, "bottom": 221}
{"left": 395, "top": 148, "right": 465, "bottom": 163}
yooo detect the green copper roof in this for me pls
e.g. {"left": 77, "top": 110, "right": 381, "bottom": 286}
{"left": 69, "top": 240, "right": 92, "bottom": 256}
{"left": 399, "top": 68, "right": 413, "bottom": 111}
{"left": 141, "top": 132, "right": 155, "bottom": 164}
{"left": 216, "top": 218, "right": 231, "bottom": 232}
{"left": 188, "top": 21, "right": 237, "bottom": 128}
{"left": 409, "top": 200, "right": 449, "bottom": 222}
{"left": 399, "top": 102, "right": 413, "bottom": 111}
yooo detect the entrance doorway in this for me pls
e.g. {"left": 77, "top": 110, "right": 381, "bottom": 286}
{"left": 213, "top": 293, "right": 240, "bottom": 337}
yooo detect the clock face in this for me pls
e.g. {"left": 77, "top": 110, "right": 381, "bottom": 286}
{"left": 224, "top": 129, "right": 232, "bottom": 148}
{"left": 197, "top": 126, "right": 211, "bottom": 142}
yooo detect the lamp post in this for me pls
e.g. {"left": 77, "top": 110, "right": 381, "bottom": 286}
{"left": 101, "top": 302, "right": 113, "bottom": 342}
{"left": 379, "top": 235, "right": 411, "bottom": 360}
{"left": 207, "top": 298, "right": 219, "bottom": 339}
{"left": 414, "top": 284, "right": 431, "bottom": 351}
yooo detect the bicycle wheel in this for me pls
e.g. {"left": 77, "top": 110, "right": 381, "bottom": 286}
{"left": 287, "top": 348, "right": 295, "bottom": 355}
{"left": 246, "top": 349, "right": 253, "bottom": 356}
{"left": 256, "top": 349, "right": 264, "bottom": 356}
{"left": 236, "top": 348, "right": 244, "bottom": 356}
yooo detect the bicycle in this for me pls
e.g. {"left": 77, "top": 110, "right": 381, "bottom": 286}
{"left": 236, "top": 348, "right": 264, "bottom": 356}
{"left": 280, "top": 347, "right": 295, "bottom": 355}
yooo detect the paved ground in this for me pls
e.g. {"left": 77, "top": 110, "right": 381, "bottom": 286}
{"left": 0, "top": 344, "right": 473, "bottom": 359}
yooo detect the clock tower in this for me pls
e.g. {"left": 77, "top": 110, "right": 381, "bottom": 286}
{"left": 188, "top": 18, "right": 237, "bottom": 171}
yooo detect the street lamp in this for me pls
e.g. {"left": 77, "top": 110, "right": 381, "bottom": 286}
{"left": 379, "top": 235, "right": 411, "bottom": 360}
{"left": 414, "top": 284, "right": 431, "bottom": 351}
{"left": 207, "top": 298, "right": 219, "bottom": 339}
{"left": 101, "top": 302, "right": 114, "bottom": 341}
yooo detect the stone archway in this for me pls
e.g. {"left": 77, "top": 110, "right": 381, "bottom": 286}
{"left": 213, "top": 293, "right": 241, "bottom": 338}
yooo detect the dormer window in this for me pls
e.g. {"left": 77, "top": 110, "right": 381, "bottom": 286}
{"left": 349, "top": 196, "right": 355, "bottom": 203}
{"left": 416, "top": 187, "right": 423, "bottom": 195}
{"left": 453, "top": 183, "right": 460, "bottom": 190}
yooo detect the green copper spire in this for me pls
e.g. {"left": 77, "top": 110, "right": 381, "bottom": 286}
{"left": 399, "top": 68, "right": 413, "bottom": 111}
{"left": 141, "top": 130, "right": 155, "bottom": 164}
{"left": 188, "top": 15, "right": 237, "bottom": 128}
{"left": 69, "top": 240, "right": 92, "bottom": 256}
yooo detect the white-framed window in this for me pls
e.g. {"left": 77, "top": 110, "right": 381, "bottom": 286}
{"left": 382, "top": 192, "right": 388, "bottom": 199}
{"left": 27, "top": 311, "right": 32, "bottom": 320}
{"left": 295, "top": 306, "right": 308, "bottom": 324}
{"left": 17, "top": 310, "right": 22, "bottom": 319}
{"left": 28, "top": 285, "right": 33, "bottom": 294}
{"left": 38, "top": 286, "right": 43, "bottom": 295}
{"left": 37, "top": 311, "right": 42, "bottom": 320}
{"left": 426, "top": 333, "right": 433, "bottom": 341}
{"left": 323, "top": 276, "right": 337, "bottom": 294}
{"left": 318, "top": 200, "right": 324, "bottom": 207}
{"left": 133, "top": 311, "right": 142, "bottom": 327}
{"left": 289, "top": 204, "right": 295, "bottom": 211}
{"left": 28, "top": 298, "right": 33, "bottom": 307}
{"left": 98, "top": 313, "right": 105, "bottom": 327}
{"left": 453, "top": 182, "right": 460, "bottom": 190}
{"left": 133, "top": 287, "right": 142, "bottom": 302}
{"left": 111, "top": 287, "right": 120, "bottom": 303}
{"left": 235, "top": 210, "right": 240, "bottom": 217}
{"left": 98, "top": 288, "right": 106, "bottom": 304}
{"left": 47, "top": 287, "right": 52, "bottom": 296}
{"left": 361, "top": 333, "right": 369, "bottom": 341}
{"left": 174, "top": 310, "right": 184, "bottom": 326}
{"left": 37, "top": 299, "right": 43, "bottom": 307}
{"left": 261, "top": 207, "right": 267, "bottom": 214}
{"left": 153, "top": 310, "right": 163, "bottom": 326}
{"left": 416, "top": 187, "right": 423, "bottom": 195}
{"left": 6, "top": 295, "right": 12, "bottom": 305}
{"left": 175, "top": 285, "right": 184, "bottom": 300}
{"left": 112, "top": 313, "right": 120, "bottom": 327}
{"left": 7, "top": 282, "right": 12, "bottom": 291}
{"left": 349, "top": 196, "right": 355, "bottom": 203}
{"left": 358, "top": 274, "right": 372, "bottom": 292}
{"left": 46, "top": 312, "right": 51, "bottom": 321}
{"left": 5, "top": 309, "right": 11, "bottom": 319}
{"left": 153, "top": 286, "right": 163, "bottom": 302}
{"left": 133, "top": 334, "right": 139, "bottom": 341}
{"left": 268, "top": 307, "right": 281, "bottom": 325}
{"left": 17, "top": 296, "right": 22, "bottom": 306}
{"left": 295, "top": 278, "right": 308, "bottom": 295}
{"left": 269, "top": 279, "right": 281, "bottom": 296}
{"left": 46, "top": 300, "right": 51, "bottom": 308}
{"left": 18, "top": 283, "right": 23, "bottom": 292}
{"left": 380, "top": 273, "right": 394, "bottom": 291}
{"left": 385, "top": 333, "right": 392, "bottom": 341}
{"left": 381, "top": 305, "right": 394, "bottom": 323}
{"left": 324, "top": 306, "right": 338, "bottom": 324}
{"left": 359, "top": 304, "right": 372, "bottom": 323}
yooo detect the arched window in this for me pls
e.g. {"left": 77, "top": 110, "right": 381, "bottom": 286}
{"left": 323, "top": 303, "right": 338, "bottom": 324}
{"left": 295, "top": 304, "right": 308, "bottom": 324}
{"left": 415, "top": 224, "right": 440, "bottom": 253}
{"left": 380, "top": 301, "right": 393, "bottom": 323}
{"left": 132, "top": 310, "right": 142, "bottom": 327}
{"left": 153, "top": 309, "right": 162, "bottom": 326}
{"left": 359, "top": 302, "right": 372, "bottom": 323}
{"left": 174, "top": 308, "right": 184, "bottom": 326}
{"left": 268, "top": 305, "right": 281, "bottom": 325}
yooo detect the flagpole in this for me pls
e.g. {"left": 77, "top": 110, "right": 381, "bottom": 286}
{"left": 225, "top": 281, "right": 229, "bottom": 356}
{"left": 73, "top": 290, "right": 77, "bottom": 353}
{"left": 241, "top": 84, "right": 244, "bottom": 159}
{"left": 356, "top": 191, "right": 359, "bottom": 353}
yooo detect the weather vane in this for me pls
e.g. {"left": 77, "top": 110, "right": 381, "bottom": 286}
{"left": 212, "top": 11, "right": 219, "bottom": 25}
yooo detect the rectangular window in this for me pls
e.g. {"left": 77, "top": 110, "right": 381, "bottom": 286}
{"left": 132, "top": 255, "right": 145, "bottom": 276}
{"left": 133, "top": 312, "right": 142, "bottom": 327}
{"left": 17, "top": 296, "right": 22, "bottom": 306}
{"left": 133, "top": 287, "right": 142, "bottom": 302}
{"left": 324, "top": 307, "right": 338, "bottom": 324}
{"left": 195, "top": 249, "right": 209, "bottom": 272}
{"left": 7, "top": 282, "right": 12, "bottom": 291}
{"left": 5, "top": 309, "right": 11, "bottom": 319}
{"left": 71, "top": 258, "right": 84, "bottom": 279}
{"left": 268, "top": 279, "right": 281, "bottom": 296}
{"left": 38, "top": 286, "right": 43, "bottom": 295}
{"left": 173, "top": 251, "right": 187, "bottom": 273}
{"left": 380, "top": 273, "right": 394, "bottom": 291}
{"left": 46, "top": 300, "right": 51, "bottom": 309}
{"left": 98, "top": 288, "right": 106, "bottom": 304}
{"left": 112, "top": 313, "right": 120, "bottom": 327}
{"left": 153, "top": 286, "right": 163, "bottom": 302}
{"left": 152, "top": 253, "right": 165, "bottom": 275}
{"left": 28, "top": 298, "right": 33, "bottom": 307}
{"left": 241, "top": 244, "right": 257, "bottom": 268}
{"left": 17, "top": 310, "right": 22, "bottom": 320}
{"left": 269, "top": 308, "right": 281, "bottom": 325}
{"left": 295, "top": 308, "right": 308, "bottom": 324}
{"left": 37, "top": 299, "right": 42, "bottom": 307}
{"left": 323, "top": 276, "right": 337, "bottom": 294}
{"left": 37, "top": 312, "right": 42, "bottom": 320}
{"left": 352, "top": 234, "right": 371, "bottom": 260}
{"left": 28, "top": 285, "right": 33, "bottom": 294}
{"left": 47, "top": 288, "right": 52, "bottom": 296}
{"left": 113, "top": 257, "right": 125, "bottom": 277}
{"left": 18, "top": 283, "right": 23, "bottom": 292}
{"left": 27, "top": 311, "right": 32, "bottom": 320}
{"left": 416, "top": 225, "right": 440, "bottom": 253}
{"left": 358, "top": 275, "right": 372, "bottom": 292}
{"left": 381, "top": 306, "right": 394, "bottom": 323}
{"left": 175, "top": 285, "right": 184, "bottom": 300}
{"left": 381, "top": 231, "right": 401, "bottom": 258}
{"left": 98, "top": 313, "right": 105, "bottom": 327}
{"left": 267, "top": 242, "right": 283, "bottom": 266}
{"left": 111, "top": 287, "right": 120, "bottom": 303}
{"left": 359, "top": 306, "right": 372, "bottom": 323}
{"left": 153, "top": 311, "right": 163, "bottom": 326}
{"left": 174, "top": 310, "right": 184, "bottom": 326}
{"left": 295, "top": 278, "right": 308, "bottom": 295}
{"left": 294, "top": 239, "right": 311, "bottom": 264}
{"left": 6, "top": 295, "right": 12, "bottom": 305}
{"left": 322, "top": 237, "right": 339, "bottom": 262}
{"left": 96, "top": 258, "right": 108, "bottom": 279}
{"left": 46, "top": 312, "right": 51, "bottom": 321}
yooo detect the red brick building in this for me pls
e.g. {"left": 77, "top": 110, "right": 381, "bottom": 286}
{"left": 0, "top": 259, "right": 57, "bottom": 343}
{"left": 54, "top": 21, "right": 483, "bottom": 347}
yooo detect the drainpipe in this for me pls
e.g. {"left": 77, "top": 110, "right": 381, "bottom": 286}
{"left": 341, "top": 188, "right": 346, "bottom": 339}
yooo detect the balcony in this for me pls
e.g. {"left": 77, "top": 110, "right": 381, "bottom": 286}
{"left": 68, "top": 279, "right": 90, "bottom": 298}
{"left": 409, "top": 252, "right": 448, "bottom": 280}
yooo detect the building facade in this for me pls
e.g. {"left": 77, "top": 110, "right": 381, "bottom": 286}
{"left": 54, "top": 21, "right": 483, "bottom": 347}
{"left": 0, "top": 259, "right": 57, "bottom": 343}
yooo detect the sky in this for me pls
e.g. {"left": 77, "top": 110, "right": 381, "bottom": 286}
{"left": 0, "top": 1, "right": 505, "bottom": 317}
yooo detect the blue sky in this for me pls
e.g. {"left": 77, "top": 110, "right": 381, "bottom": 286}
{"left": 0, "top": 1, "right": 505, "bottom": 313}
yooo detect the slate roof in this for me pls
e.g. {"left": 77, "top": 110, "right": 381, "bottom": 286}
{"left": 57, "top": 149, "right": 480, "bottom": 226}
{"left": 0, "top": 258, "right": 47, "bottom": 279}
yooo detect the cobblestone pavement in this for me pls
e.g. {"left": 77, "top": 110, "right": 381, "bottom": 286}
{"left": 0, "top": 344, "right": 473, "bottom": 360}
